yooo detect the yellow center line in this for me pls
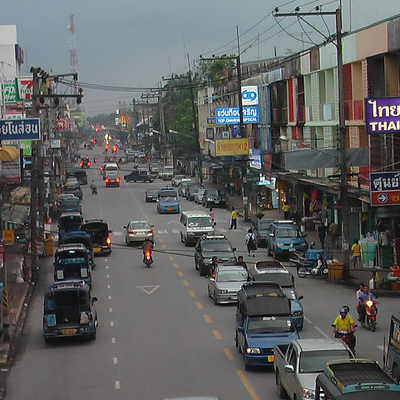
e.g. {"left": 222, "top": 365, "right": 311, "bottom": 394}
{"left": 188, "top": 290, "right": 195, "bottom": 297}
{"left": 236, "top": 370, "right": 260, "bottom": 400}
{"left": 195, "top": 302, "right": 203, "bottom": 309}
{"left": 212, "top": 330, "right": 222, "bottom": 340}
{"left": 203, "top": 314, "right": 212, "bottom": 323}
{"left": 161, "top": 244, "right": 166, "bottom": 248}
{"left": 183, "top": 280, "right": 189, "bottom": 287}
{"left": 178, "top": 271, "right": 184, "bottom": 277}
{"left": 169, "top": 256, "right": 174, "bottom": 261}
{"left": 224, "top": 348, "right": 234, "bottom": 360}
{"left": 173, "top": 263, "right": 179, "bottom": 268}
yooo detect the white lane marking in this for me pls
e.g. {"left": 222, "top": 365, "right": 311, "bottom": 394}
{"left": 305, "top": 316, "right": 313, "bottom": 324}
{"left": 377, "top": 345, "right": 384, "bottom": 351}
{"left": 107, "top": 285, "right": 111, "bottom": 289}
{"left": 314, "top": 325, "right": 331, "bottom": 339}
{"left": 104, "top": 258, "right": 108, "bottom": 262}
{"left": 172, "top": 229, "right": 180, "bottom": 233}
{"left": 108, "top": 295, "right": 112, "bottom": 300}
{"left": 113, "top": 232, "right": 123, "bottom": 236}
{"left": 111, "top": 338, "right": 116, "bottom": 344}
{"left": 115, "top": 381, "right": 120, "bottom": 390}
{"left": 113, "top": 357, "right": 118, "bottom": 364}
{"left": 110, "top": 321, "right": 114, "bottom": 327}
{"left": 137, "top": 285, "right": 161, "bottom": 295}
{"left": 218, "top": 229, "right": 227, "bottom": 232}
{"left": 158, "top": 230, "right": 168, "bottom": 234}
{"left": 106, "top": 266, "right": 109, "bottom": 269}
{"left": 106, "top": 274, "right": 110, "bottom": 278}
{"left": 109, "top": 308, "right": 113, "bottom": 313}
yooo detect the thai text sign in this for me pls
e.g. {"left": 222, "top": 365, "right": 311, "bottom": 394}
{"left": 215, "top": 138, "right": 249, "bottom": 156}
{"left": 0, "top": 118, "right": 41, "bottom": 141}
{"left": 215, "top": 107, "right": 259, "bottom": 125}
{"left": 365, "top": 97, "right": 400, "bottom": 134}
{"left": 370, "top": 171, "right": 400, "bottom": 206}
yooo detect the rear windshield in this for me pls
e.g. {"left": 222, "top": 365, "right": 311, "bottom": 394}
{"left": 45, "top": 290, "right": 90, "bottom": 313}
{"left": 106, "top": 165, "right": 118, "bottom": 171}
{"left": 159, "top": 191, "right": 177, "bottom": 198}
{"left": 60, "top": 216, "right": 82, "bottom": 226}
{"left": 217, "top": 270, "right": 247, "bottom": 282}
{"left": 202, "top": 241, "right": 232, "bottom": 252}
{"left": 247, "top": 316, "right": 294, "bottom": 334}
{"left": 188, "top": 217, "right": 213, "bottom": 227}
{"left": 299, "top": 350, "right": 351, "bottom": 373}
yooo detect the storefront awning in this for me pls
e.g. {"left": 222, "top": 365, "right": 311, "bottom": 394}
{"left": 0, "top": 145, "right": 20, "bottom": 161}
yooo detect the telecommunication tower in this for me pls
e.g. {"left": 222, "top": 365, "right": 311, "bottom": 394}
{"left": 68, "top": 14, "right": 78, "bottom": 94}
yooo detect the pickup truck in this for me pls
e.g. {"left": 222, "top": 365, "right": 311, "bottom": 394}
{"left": 235, "top": 282, "right": 299, "bottom": 371}
{"left": 274, "top": 339, "right": 354, "bottom": 400}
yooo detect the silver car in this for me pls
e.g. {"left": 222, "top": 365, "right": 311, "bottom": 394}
{"left": 207, "top": 265, "right": 249, "bottom": 305}
{"left": 171, "top": 174, "right": 187, "bottom": 187}
{"left": 123, "top": 221, "right": 154, "bottom": 245}
{"left": 194, "top": 188, "right": 206, "bottom": 204}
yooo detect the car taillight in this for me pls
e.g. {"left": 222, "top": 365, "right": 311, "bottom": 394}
{"left": 79, "top": 162, "right": 83, "bottom": 167}
{"left": 100, "top": 166, "right": 104, "bottom": 171}
{"left": 105, "top": 178, "right": 110, "bottom": 183}
{"left": 106, "top": 237, "right": 111, "bottom": 245}
{"left": 88, "top": 161, "right": 92, "bottom": 166}
{"left": 129, "top": 231, "right": 134, "bottom": 234}
{"left": 116, "top": 177, "right": 120, "bottom": 183}
{"left": 148, "top": 230, "right": 153, "bottom": 234}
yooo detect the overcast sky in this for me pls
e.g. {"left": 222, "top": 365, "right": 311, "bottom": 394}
{"left": 1, "top": 0, "right": 399, "bottom": 117}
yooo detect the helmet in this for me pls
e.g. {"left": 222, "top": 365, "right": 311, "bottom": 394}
{"left": 340, "top": 307, "right": 347, "bottom": 314}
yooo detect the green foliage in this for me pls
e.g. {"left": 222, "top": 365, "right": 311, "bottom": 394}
{"left": 196, "top": 55, "right": 236, "bottom": 84}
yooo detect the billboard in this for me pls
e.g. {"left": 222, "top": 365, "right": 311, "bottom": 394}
{"left": 0, "top": 118, "right": 40, "bottom": 141}
{"left": 365, "top": 97, "right": 400, "bottom": 134}
{"left": 241, "top": 86, "right": 259, "bottom": 106}
{"left": 215, "top": 107, "right": 259, "bottom": 125}
{"left": 215, "top": 138, "right": 249, "bottom": 156}
{"left": 370, "top": 171, "right": 400, "bottom": 206}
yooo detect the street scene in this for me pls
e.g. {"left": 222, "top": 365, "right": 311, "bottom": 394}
{"left": 1, "top": 1, "right": 400, "bottom": 400}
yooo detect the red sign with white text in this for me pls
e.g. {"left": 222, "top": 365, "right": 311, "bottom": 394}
{"left": 371, "top": 190, "right": 400, "bottom": 206}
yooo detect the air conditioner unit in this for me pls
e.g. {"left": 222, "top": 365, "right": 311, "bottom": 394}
{"left": 222, "top": 131, "right": 230, "bottom": 139}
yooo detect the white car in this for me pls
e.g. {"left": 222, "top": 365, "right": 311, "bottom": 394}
{"left": 123, "top": 221, "right": 154, "bottom": 245}
{"left": 171, "top": 175, "right": 187, "bottom": 187}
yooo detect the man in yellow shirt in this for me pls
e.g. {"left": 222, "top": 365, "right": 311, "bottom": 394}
{"left": 332, "top": 307, "right": 356, "bottom": 333}
{"left": 282, "top": 202, "right": 290, "bottom": 220}
{"left": 351, "top": 239, "right": 362, "bottom": 269}
{"left": 229, "top": 207, "right": 237, "bottom": 229}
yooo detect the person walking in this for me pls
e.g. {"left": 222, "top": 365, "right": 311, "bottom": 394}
{"left": 317, "top": 223, "right": 327, "bottom": 249}
{"left": 282, "top": 202, "right": 291, "bottom": 220}
{"left": 209, "top": 208, "right": 215, "bottom": 222}
{"left": 229, "top": 207, "right": 237, "bottom": 229}
{"left": 351, "top": 239, "right": 362, "bottom": 269}
{"left": 245, "top": 228, "right": 257, "bottom": 257}
{"left": 237, "top": 256, "right": 248, "bottom": 271}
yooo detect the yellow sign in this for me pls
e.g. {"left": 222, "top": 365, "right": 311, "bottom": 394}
{"left": 2, "top": 230, "right": 14, "bottom": 245}
{"left": 215, "top": 138, "right": 249, "bottom": 156}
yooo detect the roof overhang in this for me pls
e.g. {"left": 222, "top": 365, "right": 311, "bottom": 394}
{"left": 0, "top": 145, "right": 20, "bottom": 161}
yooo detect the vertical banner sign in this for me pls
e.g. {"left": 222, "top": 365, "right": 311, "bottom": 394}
{"left": 365, "top": 97, "right": 400, "bottom": 134}
{"left": 370, "top": 171, "right": 400, "bottom": 206}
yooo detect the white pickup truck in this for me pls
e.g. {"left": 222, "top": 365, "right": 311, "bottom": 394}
{"left": 274, "top": 338, "right": 354, "bottom": 400}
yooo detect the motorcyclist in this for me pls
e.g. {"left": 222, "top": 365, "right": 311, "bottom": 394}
{"left": 332, "top": 307, "right": 356, "bottom": 351}
{"left": 90, "top": 180, "right": 97, "bottom": 194}
{"left": 141, "top": 238, "right": 154, "bottom": 263}
{"left": 357, "top": 285, "right": 377, "bottom": 326}
{"left": 208, "top": 256, "right": 218, "bottom": 277}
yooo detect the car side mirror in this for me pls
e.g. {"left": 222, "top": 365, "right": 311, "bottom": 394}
{"left": 237, "top": 326, "right": 244, "bottom": 334}
{"left": 123, "top": 226, "right": 127, "bottom": 229}
{"left": 298, "top": 295, "right": 304, "bottom": 300}
{"left": 284, "top": 365, "right": 295, "bottom": 373}
{"left": 92, "top": 297, "right": 98, "bottom": 303}
{"left": 233, "top": 247, "right": 237, "bottom": 251}
{"left": 214, "top": 222, "right": 216, "bottom": 226}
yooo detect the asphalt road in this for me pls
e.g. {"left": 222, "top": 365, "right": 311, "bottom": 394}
{"left": 4, "top": 151, "right": 399, "bottom": 399}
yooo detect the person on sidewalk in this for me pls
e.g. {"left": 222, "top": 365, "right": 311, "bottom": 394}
{"left": 229, "top": 207, "right": 237, "bottom": 229}
{"left": 351, "top": 239, "right": 362, "bottom": 269}
{"left": 317, "top": 223, "right": 327, "bottom": 249}
{"left": 209, "top": 208, "right": 215, "bottom": 222}
{"left": 245, "top": 229, "right": 257, "bottom": 257}
{"left": 282, "top": 202, "right": 291, "bottom": 220}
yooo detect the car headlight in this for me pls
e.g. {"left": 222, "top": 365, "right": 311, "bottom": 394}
{"left": 301, "top": 388, "right": 315, "bottom": 399}
{"left": 293, "top": 311, "right": 304, "bottom": 316}
{"left": 216, "top": 289, "right": 228, "bottom": 294}
{"left": 207, "top": 198, "right": 213, "bottom": 201}
{"left": 203, "top": 258, "right": 213, "bottom": 264}
{"left": 246, "top": 347, "right": 261, "bottom": 354}
{"left": 276, "top": 243, "right": 285, "bottom": 247}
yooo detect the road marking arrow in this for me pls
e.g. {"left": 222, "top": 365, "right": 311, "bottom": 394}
{"left": 136, "top": 285, "right": 161, "bottom": 295}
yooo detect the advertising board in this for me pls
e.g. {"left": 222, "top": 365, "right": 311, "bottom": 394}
{"left": 215, "top": 107, "right": 259, "bottom": 125}
{"left": 365, "top": 97, "right": 400, "bottom": 134}
{"left": 0, "top": 118, "right": 40, "bottom": 141}
{"left": 215, "top": 138, "right": 249, "bottom": 156}
{"left": 370, "top": 171, "right": 400, "bottom": 206}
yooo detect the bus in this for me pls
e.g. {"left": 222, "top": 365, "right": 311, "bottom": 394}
{"left": 66, "top": 168, "right": 88, "bottom": 185}
{"left": 386, "top": 313, "right": 400, "bottom": 382}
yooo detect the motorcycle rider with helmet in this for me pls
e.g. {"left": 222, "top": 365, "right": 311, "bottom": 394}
{"left": 90, "top": 180, "right": 97, "bottom": 194}
{"left": 141, "top": 237, "right": 154, "bottom": 264}
{"left": 332, "top": 307, "right": 356, "bottom": 352}
{"left": 357, "top": 285, "right": 377, "bottom": 326}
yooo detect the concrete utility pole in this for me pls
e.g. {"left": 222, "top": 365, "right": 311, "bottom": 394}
{"left": 274, "top": 5, "right": 350, "bottom": 270}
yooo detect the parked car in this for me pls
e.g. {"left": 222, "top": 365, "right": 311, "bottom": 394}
{"left": 267, "top": 221, "right": 308, "bottom": 260}
{"left": 57, "top": 196, "right": 82, "bottom": 215}
{"left": 145, "top": 187, "right": 159, "bottom": 202}
{"left": 171, "top": 174, "right": 186, "bottom": 187}
{"left": 186, "top": 183, "right": 200, "bottom": 201}
{"left": 202, "top": 188, "right": 227, "bottom": 208}
{"left": 123, "top": 220, "right": 154, "bottom": 245}
{"left": 63, "top": 183, "right": 83, "bottom": 200}
{"left": 194, "top": 188, "right": 206, "bottom": 204}
{"left": 81, "top": 219, "right": 112, "bottom": 255}
{"left": 194, "top": 234, "right": 237, "bottom": 276}
{"left": 177, "top": 179, "right": 192, "bottom": 196}
{"left": 251, "top": 218, "right": 274, "bottom": 247}
{"left": 124, "top": 169, "right": 153, "bottom": 183}
{"left": 207, "top": 265, "right": 249, "bottom": 305}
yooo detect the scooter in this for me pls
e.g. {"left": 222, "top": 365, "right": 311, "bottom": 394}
{"left": 335, "top": 329, "right": 356, "bottom": 355}
{"left": 296, "top": 257, "right": 328, "bottom": 278}
{"left": 144, "top": 250, "right": 153, "bottom": 268}
{"left": 361, "top": 299, "right": 378, "bottom": 332}
{"left": 91, "top": 187, "right": 97, "bottom": 195}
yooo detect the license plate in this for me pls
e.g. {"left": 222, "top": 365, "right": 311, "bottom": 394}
{"left": 62, "top": 328, "right": 76, "bottom": 335}
{"left": 93, "top": 247, "right": 101, "bottom": 252}
{"left": 167, "top": 207, "right": 173, "bottom": 211}
{"left": 268, "top": 355, "right": 274, "bottom": 362}
{"left": 289, "top": 248, "right": 296, "bottom": 252}
{"left": 215, "top": 201, "right": 220, "bottom": 203}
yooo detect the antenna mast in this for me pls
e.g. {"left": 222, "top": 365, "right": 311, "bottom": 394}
{"left": 68, "top": 15, "right": 78, "bottom": 94}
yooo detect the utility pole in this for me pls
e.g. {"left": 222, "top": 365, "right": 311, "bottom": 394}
{"left": 274, "top": 4, "right": 350, "bottom": 271}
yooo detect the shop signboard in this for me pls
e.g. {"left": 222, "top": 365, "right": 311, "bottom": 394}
{"left": 0, "top": 118, "right": 40, "bottom": 141}
{"left": 241, "top": 86, "right": 258, "bottom": 106}
{"left": 370, "top": 171, "right": 400, "bottom": 206}
{"left": 365, "top": 97, "right": 400, "bottom": 134}
{"left": 215, "top": 107, "right": 259, "bottom": 125}
{"left": 215, "top": 138, "right": 249, "bottom": 156}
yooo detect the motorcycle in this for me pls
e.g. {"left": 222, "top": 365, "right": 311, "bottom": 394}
{"left": 91, "top": 187, "right": 97, "bottom": 195}
{"left": 359, "top": 299, "right": 378, "bottom": 331}
{"left": 335, "top": 329, "right": 356, "bottom": 355}
{"left": 144, "top": 249, "right": 153, "bottom": 268}
{"left": 296, "top": 251, "right": 328, "bottom": 278}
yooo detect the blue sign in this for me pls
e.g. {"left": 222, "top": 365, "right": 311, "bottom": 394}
{"left": 0, "top": 118, "right": 41, "bottom": 141}
{"left": 215, "top": 107, "right": 259, "bottom": 125}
